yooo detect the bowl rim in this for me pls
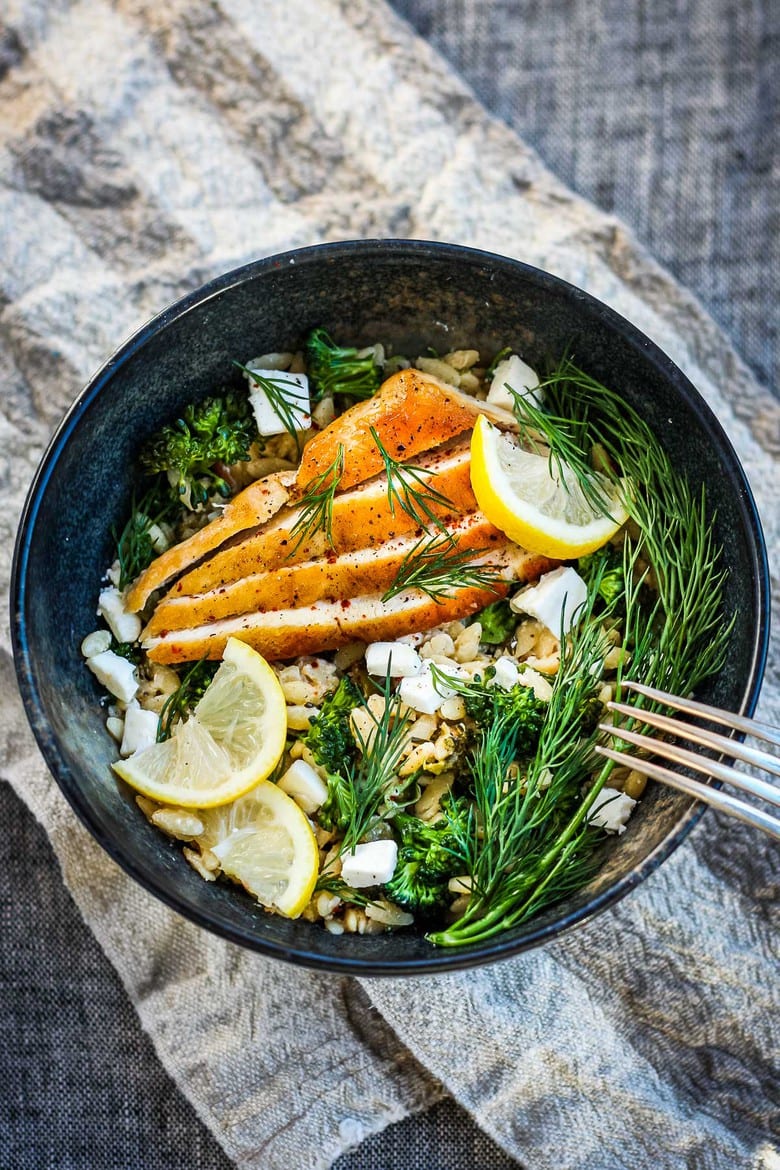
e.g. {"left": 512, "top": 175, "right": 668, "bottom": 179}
{"left": 11, "top": 237, "right": 771, "bottom": 976}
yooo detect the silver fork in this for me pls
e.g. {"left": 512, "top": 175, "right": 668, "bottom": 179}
{"left": 595, "top": 680, "right": 780, "bottom": 841}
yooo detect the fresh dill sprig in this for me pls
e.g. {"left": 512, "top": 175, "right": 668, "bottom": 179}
{"left": 428, "top": 591, "right": 613, "bottom": 947}
{"left": 507, "top": 382, "right": 619, "bottom": 518}
{"left": 370, "top": 427, "right": 458, "bottom": 532}
{"left": 288, "top": 444, "right": 345, "bottom": 554}
{"left": 381, "top": 532, "right": 505, "bottom": 604}
{"left": 427, "top": 364, "right": 732, "bottom": 948}
{"left": 156, "top": 658, "right": 219, "bottom": 742}
{"left": 339, "top": 687, "right": 415, "bottom": 854}
{"left": 112, "top": 482, "right": 175, "bottom": 590}
{"left": 233, "top": 361, "right": 305, "bottom": 450}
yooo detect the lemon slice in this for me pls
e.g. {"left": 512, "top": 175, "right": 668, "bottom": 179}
{"left": 470, "top": 414, "right": 628, "bottom": 558}
{"left": 114, "top": 637, "right": 287, "bottom": 808}
{"left": 197, "top": 781, "right": 319, "bottom": 917}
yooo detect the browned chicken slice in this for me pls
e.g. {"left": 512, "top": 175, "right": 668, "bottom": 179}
{"left": 127, "top": 369, "right": 506, "bottom": 614}
{"left": 294, "top": 368, "right": 516, "bottom": 493}
{"left": 170, "top": 435, "right": 475, "bottom": 598}
{"left": 125, "top": 470, "right": 295, "bottom": 612}
{"left": 143, "top": 547, "right": 551, "bottom": 664}
{"left": 144, "top": 511, "right": 507, "bottom": 636}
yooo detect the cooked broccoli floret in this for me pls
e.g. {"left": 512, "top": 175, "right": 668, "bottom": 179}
{"left": 578, "top": 544, "right": 626, "bottom": 609}
{"left": 304, "top": 327, "right": 383, "bottom": 402}
{"left": 578, "top": 694, "right": 606, "bottom": 736}
{"left": 383, "top": 807, "right": 468, "bottom": 918}
{"left": 303, "top": 676, "right": 364, "bottom": 830}
{"left": 139, "top": 391, "right": 258, "bottom": 510}
{"left": 318, "top": 770, "right": 355, "bottom": 834}
{"left": 302, "top": 675, "right": 363, "bottom": 774}
{"left": 469, "top": 599, "right": 517, "bottom": 645}
{"left": 109, "top": 638, "right": 142, "bottom": 665}
{"left": 463, "top": 680, "right": 547, "bottom": 756}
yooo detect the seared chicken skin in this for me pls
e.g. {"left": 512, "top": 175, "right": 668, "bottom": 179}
{"left": 133, "top": 370, "right": 553, "bottom": 663}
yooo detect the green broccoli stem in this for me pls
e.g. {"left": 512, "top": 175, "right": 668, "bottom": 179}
{"left": 427, "top": 759, "right": 616, "bottom": 947}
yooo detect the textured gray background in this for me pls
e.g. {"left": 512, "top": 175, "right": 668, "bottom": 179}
{"left": 1, "top": 2, "right": 776, "bottom": 1168}
{"left": 393, "top": 0, "right": 779, "bottom": 395}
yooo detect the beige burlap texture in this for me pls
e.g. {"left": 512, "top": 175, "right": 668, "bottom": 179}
{"left": 1, "top": 2, "right": 778, "bottom": 1168}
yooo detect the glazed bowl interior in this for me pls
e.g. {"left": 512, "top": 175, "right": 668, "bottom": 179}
{"left": 12, "top": 240, "right": 769, "bottom": 974}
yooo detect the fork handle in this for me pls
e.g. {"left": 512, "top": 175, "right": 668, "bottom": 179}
{"left": 595, "top": 746, "right": 780, "bottom": 841}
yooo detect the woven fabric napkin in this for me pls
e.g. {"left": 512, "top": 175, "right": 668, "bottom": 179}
{"left": 1, "top": 2, "right": 777, "bottom": 1167}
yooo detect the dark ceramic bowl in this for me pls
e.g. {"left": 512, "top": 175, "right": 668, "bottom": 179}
{"left": 12, "top": 240, "right": 770, "bottom": 975}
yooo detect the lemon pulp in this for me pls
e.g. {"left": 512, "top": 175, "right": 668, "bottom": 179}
{"left": 198, "top": 780, "right": 319, "bottom": 917}
{"left": 113, "top": 637, "right": 287, "bottom": 808}
{"left": 470, "top": 414, "right": 628, "bottom": 559}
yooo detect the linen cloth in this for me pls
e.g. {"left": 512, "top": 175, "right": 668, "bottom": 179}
{"left": 1, "top": 2, "right": 778, "bottom": 1168}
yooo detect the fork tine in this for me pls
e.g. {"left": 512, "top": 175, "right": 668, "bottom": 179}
{"left": 598, "top": 722, "right": 780, "bottom": 808}
{"left": 621, "top": 680, "right": 780, "bottom": 748}
{"left": 607, "top": 700, "right": 780, "bottom": 780}
{"left": 595, "top": 745, "right": 780, "bottom": 841}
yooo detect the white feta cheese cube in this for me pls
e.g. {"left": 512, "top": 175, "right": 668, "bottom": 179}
{"left": 588, "top": 787, "right": 637, "bottom": 835}
{"left": 81, "top": 629, "right": 112, "bottom": 659}
{"left": 97, "top": 586, "right": 142, "bottom": 644}
{"left": 245, "top": 367, "right": 311, "bottom": 436}
{"left": 398, "top": 670, "right": 443, "bottom": 715}
{"left": 489, "top": 656, "right": 520, "bottom": 690}
{"left": 341, "top": 839, "right": 398, "bottom": 888}
{"left": 277, "top": 759, "right": 329, "bottom": 814}
{"left": 398, "top": 662, "right": 465, "bottom": 714}
{"left": 510, "top": 566, "right": 588, "bottom": 637}
{"left": 120, "top": 704, "right": 160, "bottom": 757}
{"left": 487, "top": 354, "right": 542, "bottom": 413}
{"left": 365, "top": 641, "right": 423, "bottom": 679}
{"left": 86, "top": 650, "right": 138, "bottom": 703}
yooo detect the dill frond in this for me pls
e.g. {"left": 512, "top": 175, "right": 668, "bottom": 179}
{"left": 428, "top": 360, "right": 732, "bottom": 948}
{"left": 371, "top": 427, "right": 459, "bottom": 532}
{"left": 234, "top": 361, "right": 306, "bottom": 450}
{"left": 382, "top": 532, "right": 505, "bottom": 604}
{"left": 288, "top": 444, "right": 345, "bottom": 554}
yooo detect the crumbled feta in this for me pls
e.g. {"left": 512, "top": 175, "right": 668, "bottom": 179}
{"left": 489, "top": 656, "right": 520, "bottom": 690}
{"left": 97, "top": 586, "right": 142, "bottom": 644}
{"left": 277, "top": 759, "right": 328, "bottom": 814}
{"left": 588, "top": 787, "right": 637, "bottom": 834}
{"left": 398, "top": 661, "right": 466, "bottom": 715}
{"left": 341, "top": 839, "right": 398, "bottom": 888}
{"left": 397, "top": 632, "right": 425, "bottom": 647}
{"left": 511, "top": 566, "right": 588, "bottom": 637}
{"left": 245, "top": 366, "right": 311, "bottom": 436}
{"left": 86, "top": 650, "right": 138, "bottom": 703}
{"left": 365, "top": 641, "right": 423, "bottom": 679}
{"left": 120, "top": 704, "right": 159, "bottom": 757}
{"left": 487, "top": 354, "right": 542, "bottom": 413}
{"left": 81, "top": 629, "right": 112, "bottom": 659}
